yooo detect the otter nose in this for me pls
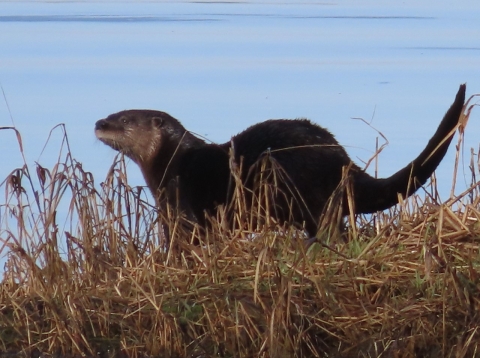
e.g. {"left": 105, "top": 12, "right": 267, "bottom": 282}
{"left": 95, "top": 119, "right": 108, "bottom": 131}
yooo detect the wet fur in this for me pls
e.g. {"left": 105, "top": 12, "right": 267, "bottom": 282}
{"left": 95, "top": 85, "right": 466, "bottom": 235}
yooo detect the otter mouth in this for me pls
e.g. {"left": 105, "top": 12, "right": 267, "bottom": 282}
{"left": 96, "top": 134, "right": 123, "bottom": 152}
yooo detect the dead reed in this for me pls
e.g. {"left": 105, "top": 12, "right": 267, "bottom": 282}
{"left": 0, "top": 104, "right": 479, "bottom": 357}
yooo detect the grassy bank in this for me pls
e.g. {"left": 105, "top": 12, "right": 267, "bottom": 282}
{"left": 0, "top": 114, "right": 479, "bottom": 357}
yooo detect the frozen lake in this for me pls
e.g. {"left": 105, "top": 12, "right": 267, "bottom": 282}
{"left": 0, "top": 1, "right": 479, "bottom": 266}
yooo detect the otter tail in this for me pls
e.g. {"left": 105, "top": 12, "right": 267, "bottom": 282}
{"left": 351, "top": 84, "right": 466, "bottom": 214}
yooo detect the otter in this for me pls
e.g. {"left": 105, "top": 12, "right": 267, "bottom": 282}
{"left": 95, "top": 84, "right": 466, "bottom": 236}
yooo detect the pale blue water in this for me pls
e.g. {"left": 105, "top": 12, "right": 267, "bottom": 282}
{"left": 0, "top": 1, "right": 479, "bottom": 269}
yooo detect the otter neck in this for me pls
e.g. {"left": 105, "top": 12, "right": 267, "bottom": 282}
{"left": 140, "top": 131, "right": 206, "bottom": 199}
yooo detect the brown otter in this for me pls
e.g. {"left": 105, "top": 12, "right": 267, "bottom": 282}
{"left": 95, "top": 84, "right": 466, "bottom": 236}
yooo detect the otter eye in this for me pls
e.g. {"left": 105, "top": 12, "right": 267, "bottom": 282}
{"left": 120, "top": 116, "right": 130, "bottom": 125}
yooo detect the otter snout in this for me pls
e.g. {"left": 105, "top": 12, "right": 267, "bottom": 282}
{"left": 95, "top": 118, "right": 118, "bottom": 140}
{"left": 94, "top": 118, "right": 117, "bottom": 143}
{"left": 95, "top": 119, "right": 109, "bottom": 132}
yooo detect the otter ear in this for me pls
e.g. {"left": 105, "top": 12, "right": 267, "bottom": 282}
{"left": 151, "top": 117, "right": 164, "bottom": 128}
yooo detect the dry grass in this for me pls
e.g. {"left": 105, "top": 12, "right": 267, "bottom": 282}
{"left": 0, "top": 104, "right": 479, "bottom": 357}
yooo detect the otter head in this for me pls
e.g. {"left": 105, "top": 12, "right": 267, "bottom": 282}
{"left": 95, "top": 110, "right": 187, "bottom": 165}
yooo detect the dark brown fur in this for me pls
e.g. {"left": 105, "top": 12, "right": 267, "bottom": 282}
{"left": 95, "top": 84, "right": 466, "bottom": 235}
